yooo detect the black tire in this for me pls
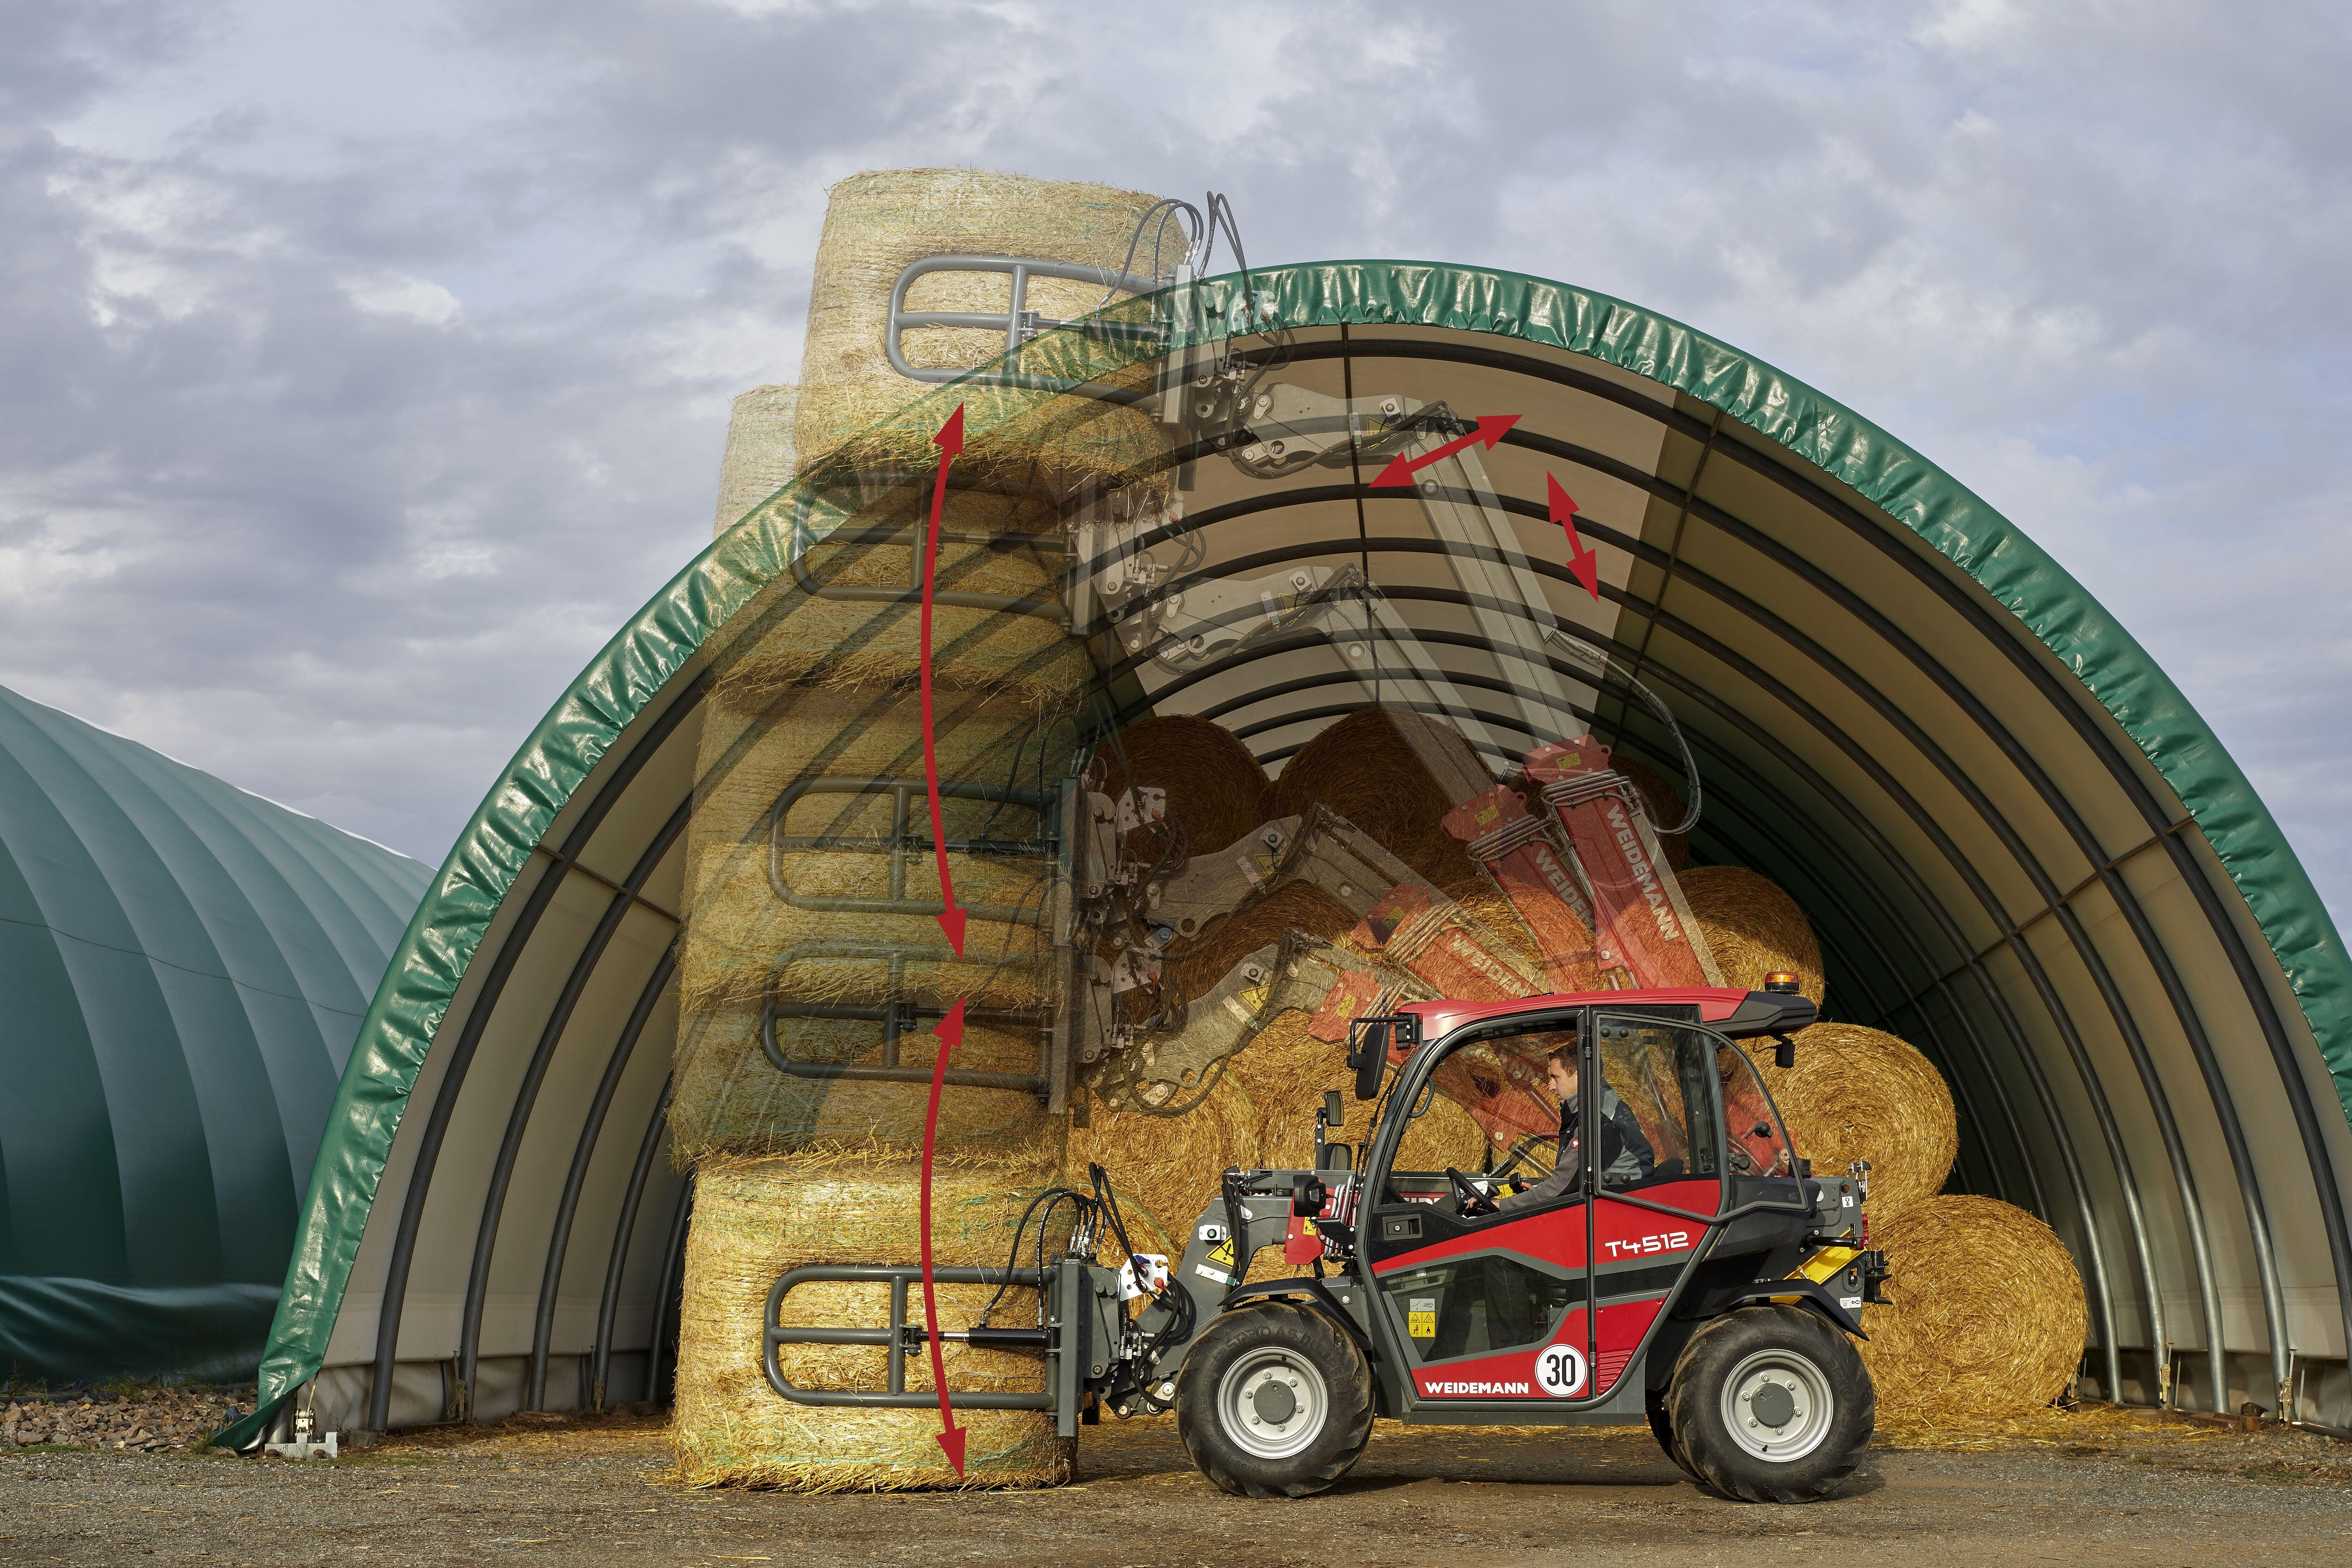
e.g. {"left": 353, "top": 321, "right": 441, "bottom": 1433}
{"left": 1645, "top": 1385, "right": 1700, "bottom": 1481}
{"left": 1174, "top": 1299, "right": 1375, "bottom": 1498}
{"left": 1665, "top": 1305, "right": 1873, "bottom": 1503}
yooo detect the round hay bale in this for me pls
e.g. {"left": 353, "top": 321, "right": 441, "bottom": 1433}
{"left": 1756, "top": 1022, "right": 1958, "bottom": 1220}
{"left": 796, "top": 168, "right": 1177, "bottom": 496}
{"left": 1092, "top": 715, "right": 1271, "bottom": 876}
{"left": 673, "top": 1152, "right": 1074, "bottom": 1490}
{"left": 1269, "top": 707, "right": 1481, "bottom": 897}
{"left": 714, "top": 384, "right": 798, "bottom": 538}
{"left": 1680, "top": 865, "right": 1824, "bottom": 1003}
{"left": 1858, "top": 1195, "right": 2088, "bottom": 1421}
{"left": 1611, "top": 753, "right": 1690, "bottom": 870}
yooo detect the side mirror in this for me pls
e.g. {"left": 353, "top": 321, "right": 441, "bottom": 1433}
{"left": 1773, "top": 1034, "right": 1796, "bottom": 1071}
{"left": 1350, "top": 1021, "right": 1389, "bottom": 1101}
{"left": 1321, "top": 1090, "right": 1344, "bottom": 1128}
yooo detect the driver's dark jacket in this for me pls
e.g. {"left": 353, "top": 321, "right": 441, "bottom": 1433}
{"left": 1495, "top": 1087, "right": 1655, "bottom": 1212}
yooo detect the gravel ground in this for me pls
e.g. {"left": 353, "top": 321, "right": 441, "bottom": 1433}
{"left": 4, "top": 1402, "right": 2349, "bottom": 1566}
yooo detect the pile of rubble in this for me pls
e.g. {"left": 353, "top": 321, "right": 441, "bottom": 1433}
{"left": 3, "top": 1384, "right": 257, "bottom": 1452}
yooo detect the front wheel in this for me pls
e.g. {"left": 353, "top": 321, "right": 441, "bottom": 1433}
{"left": 1665, "top": 1305, "right": 1873, "bottom": 1503}
{"left": 1645, "top": 1385, "right": 1699, "bottom": 1481}
{"left": 1174, "top": 1299, "right": 1374, "bottom": 1498}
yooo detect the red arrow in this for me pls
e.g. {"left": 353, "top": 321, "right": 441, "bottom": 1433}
{"left": 918, "top": 997, "right": 969, "bottom": 1475}
{"left": 1369, "top": 413, "right": 1520, "bottom": 487}
{"left": 1549, "top": 474, "right": 1600, "bottom": 602}
{"left": 920, "top": 405, "right": 968, "bottom": 956}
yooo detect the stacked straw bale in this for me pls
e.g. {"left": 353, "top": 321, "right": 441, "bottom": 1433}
{"left": 714, "top": 384, "right": 799, "bottom": 537}
{"left": 672, "top": 168, "right": 1189, "bottom": 1489}
{"left": 673, "top": 1153, "right": 1074, "bottom": 1490}
{"left": 1680, "top": 864, "right": 1825, "bottom": 1003}
{"left": 1756, "top": 1021, "right": 1959, "bottom": 1220}
{"left": 1856, "top": 1195, "right": 2089, "bottom": 1421}
{"left": 796, "top": 168, "right": 1177, "bottom": 496}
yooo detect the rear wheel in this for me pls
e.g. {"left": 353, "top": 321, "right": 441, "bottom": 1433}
{"left": 1665, "top": 1305, "right": 1873, "bottom": 1503}
{"left": 1175, "top": 1299, "right": 1374, "bottom": 1498}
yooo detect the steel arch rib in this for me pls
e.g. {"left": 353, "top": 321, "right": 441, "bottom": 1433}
{"left": 527, "top": 934, "right": 679, "bottom": 1411}
{"left": 456, "top": 800, "right": 691, "bottom": 1408}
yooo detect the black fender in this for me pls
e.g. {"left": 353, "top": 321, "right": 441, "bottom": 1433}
{"left": 1220, "top": 1276, "right": 1379, "bottom": 1361}
{"left": 1705, "top": 1279, "right": 1869, "bottom": 1340}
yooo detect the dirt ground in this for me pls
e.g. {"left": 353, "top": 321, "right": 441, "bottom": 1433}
{"left": 4, "top": 1403, "right": 2350, "bottom": 1567}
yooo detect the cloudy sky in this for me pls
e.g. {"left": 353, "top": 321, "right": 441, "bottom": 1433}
{"left": 4, "top": 0, "right": 2348, "bottom": 917}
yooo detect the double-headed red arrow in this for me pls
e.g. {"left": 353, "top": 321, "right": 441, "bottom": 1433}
{"left": 918, "top": 405, "right": 971, "bottom": 1476}
{"left": 918, "top": 998, "right": 968, "bottom": 1475}
{"left": 1549, "top": 474, "right": 1600, "bottom": 602}
{"left": 920, "top": 406, "right": 969, "bottom": 957}
{"left": 1368, "top": 413, "right": 1520, "bottom": 487}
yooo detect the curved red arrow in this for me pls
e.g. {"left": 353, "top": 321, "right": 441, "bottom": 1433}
{"left": 1370, "top": 413, "right": 1520, "bottom": 487}
{"left": 1549, "top": 474, "right": 1600, "bottom": 602}
{"left": 918, "top": 998, "right": 968, "bottom": 1475}
{"left": 920, "top": 405, "right": 968, "bottom": 956}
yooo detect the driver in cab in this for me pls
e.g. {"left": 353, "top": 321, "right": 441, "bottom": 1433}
{"left": 1496, "top": 1037, "right": 1655, "bottom": 1212}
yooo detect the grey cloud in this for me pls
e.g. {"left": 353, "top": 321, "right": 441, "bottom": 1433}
{"left": 2, "top": 0, "right": 2347, "bottom": 925}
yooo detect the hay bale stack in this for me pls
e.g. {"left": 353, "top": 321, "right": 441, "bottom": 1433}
{"left": 673, "top": 169, "right": 1188, "bottom": 1489}
{"left": 1757, "top": 1022, "right": 1957, "bottom": 1220}
{"left": 674, "top": 1153, "right": 1075, "bottom": 1491}
{"left": 1092, "top": 715, "right": 1273, "bottom": 874}
{"left": 1858, "top": 1195, "right": 2088, "bottom": 1421}
{"left": 1680, "top": 865, "right": 1824, "bottom": 1002}
{"left": 796, "top": 168, "right": 1177, "bottom": 496}
{"left": 714, "top": 384, "right": 798, "bottom": 537}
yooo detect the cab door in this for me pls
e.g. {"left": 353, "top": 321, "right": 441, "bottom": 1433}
{"left": 1358, "top": 1013, "right": 1593, "bottom": 1408}
{"left": 1582, "top": 1014, "right": 1743, "bottom": 1400}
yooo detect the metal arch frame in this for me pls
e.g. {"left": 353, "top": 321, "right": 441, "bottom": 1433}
{"left": 1090, "top": 535, "right": 2167, "bottom": 1393}
{"left": 591, "top": 1072, "right": 674, "bottom": 1411}
{"left": 1213, "top": 328, "right": 2342, "bottom": 1395}
{"left": 530, "top": 937, "right": 678, "bottom": 1411}
{"left": 364, "top": 675, "right": 709, "bottom": 1431}
{"left": 455, "top": 799, "right": 692, "bottom": 1410}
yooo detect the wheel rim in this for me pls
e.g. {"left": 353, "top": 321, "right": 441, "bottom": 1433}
{"left": 1719, "top": 1347, "right": 1835, "bottom": 1463}
{"left": 1215, "top": 1346, "right": 1330, "bottom": 1460}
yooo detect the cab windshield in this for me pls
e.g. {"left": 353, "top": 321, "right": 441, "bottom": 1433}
{"left": 1385, "top": 1013, "right": 1743, "bottom": 1197}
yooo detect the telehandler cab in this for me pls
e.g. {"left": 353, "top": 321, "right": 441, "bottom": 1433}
{"left": 763, "top": 978, "right": 1890, "bottom": 1502}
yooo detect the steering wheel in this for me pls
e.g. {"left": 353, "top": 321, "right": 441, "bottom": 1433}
{"left": 1445, "top": 1167, "right": 1498, "bottom": 1218}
